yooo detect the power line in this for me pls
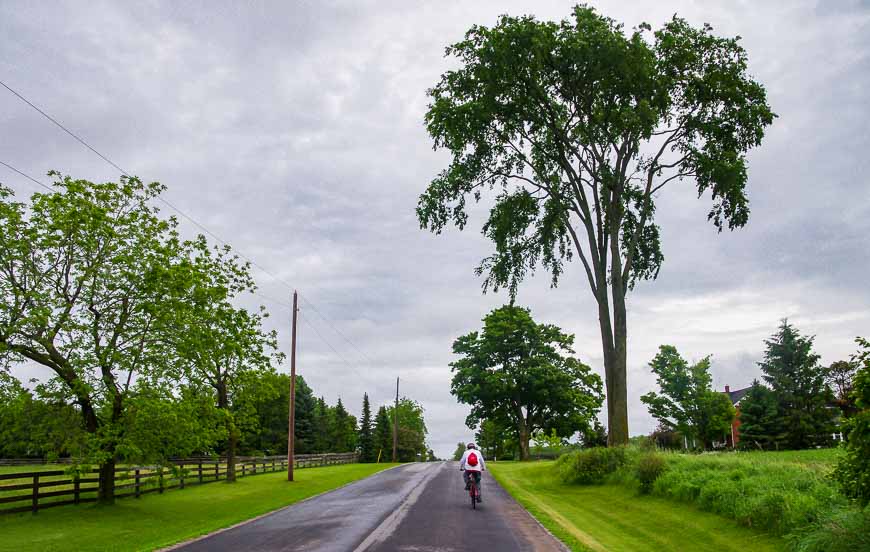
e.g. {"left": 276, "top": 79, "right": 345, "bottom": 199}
{"left": 0, "top": 160, "right": 53, "bottom": 192}
{"left": 1, "top": 78, "right": 379, "bottom": 372}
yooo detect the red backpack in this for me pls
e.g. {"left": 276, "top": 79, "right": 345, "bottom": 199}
{"left": 467, "top": 451, "right": 479, "bottom": 467}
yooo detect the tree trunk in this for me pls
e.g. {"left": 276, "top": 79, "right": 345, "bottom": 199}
{"left": 217, "top": 380, "right": 237, "bottom": 483}
{"left": 608, "top": 296, "right": 629, "bottom": 446}
{"left": 97, "top": 456, "right": 116, "bottom": 505}
{"left": 518, "top": 422, "right": 531, "bottom": 461}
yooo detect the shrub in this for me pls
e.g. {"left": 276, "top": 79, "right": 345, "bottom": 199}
{"left": 636, "top": 453, "right": 666, "bottom": 494}
{"left": 555, "top": 446, "right": 627, "bottom": 485}
{"left": 834, "top": 338, "right": 870, "bottom": 506}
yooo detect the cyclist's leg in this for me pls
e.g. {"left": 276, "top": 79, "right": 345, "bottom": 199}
{"left": 463, "top": 471, "right": 470, "bottom": 490}
{"left": 474, "top": 472, "right": 482, "bottom": 500}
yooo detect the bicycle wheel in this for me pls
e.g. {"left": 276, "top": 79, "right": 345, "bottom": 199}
{"left": 470, "top": 484, "right": 476, "bottom": 509}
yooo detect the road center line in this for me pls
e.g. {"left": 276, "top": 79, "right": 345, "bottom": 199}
{"left": 351, "top": 461, "right": 445, "bottom": 552}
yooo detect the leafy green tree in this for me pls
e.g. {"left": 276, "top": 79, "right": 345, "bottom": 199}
{"left": 173, "top": 237, "right": 283, "bottom": 482}
{"left": 0, "top": 372, "right": 85, "bottom": 458}
{"left": 358, "top": 393, "right": 375, "bottom": 462}
{"left": 373, "top": 406, "right": 392, "bottom": 461}
{"left": 641, "top": 346, "right": 735, "bottom": 449}
{"left": 417, "top": 6, "right": 774, "bottom": 444}
{"left": 476, "top": 418, "right": 513, "bottom": 460}
{"left": 452, "top": 442, "right": 466, "bottom": 461}
{"left": 827, "top": 359, "right": 859, "bottom": 418}
{"left": 759, "top": 321, "right": 836, "bottom": 449}
{"left": 450, "top": 305, "right": 603, "bottom": 460}
{"left": 386, "top": 398, "right": 429, "bottom": 461}
{"left": 0, "top": 175, "right": 195, "bottom": 503}
{"left": 580, "top": 419, "right": 608, "bottom": 449}
{"left": 737, "top": 380, "right": 784, "bottom": 450}
{"left": 834, "top": 337, "right": 870, "bottom": 505}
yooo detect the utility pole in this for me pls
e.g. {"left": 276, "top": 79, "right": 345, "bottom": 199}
{"left": 287, "top": 291, "right": 298, "bottom": 482}
{"left": 392, "top": 376, "right": 399, "bottom": 463}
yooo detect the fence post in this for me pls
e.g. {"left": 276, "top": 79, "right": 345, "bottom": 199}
{"left": 74, "top": 475, "right": 80, "bottom": 505}
{"left": 32, "top": 473, "right": 39, "bottom": 514}
{"left": 159, "top": 467, "right": 164, "bottom": 494}
{"left": 198, "top": 462, "right": 203, "bottom": 484}
{"left": 215, "top": 462, "right": 219, "bottom": 481}
{"left": 180, "top": 468, "right": 185, "bottom": 490}
{"left": 242, "top": 463, "right": 246, "bottom": 478}
{"left": 272, "top": 458, "right": 276, "bottom": 473}
{"left": 135, "top": 469, "right": 141, "bottom": 498}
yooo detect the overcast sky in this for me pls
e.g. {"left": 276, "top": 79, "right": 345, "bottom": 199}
{"left": 1, "top": 0, "right": 868, "bottom": 458}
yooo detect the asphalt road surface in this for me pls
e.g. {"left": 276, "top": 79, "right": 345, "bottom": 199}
{"left": 172, "top": 461, "right": 566, "bottom": 552}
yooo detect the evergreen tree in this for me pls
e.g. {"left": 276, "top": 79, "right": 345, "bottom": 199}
{"left": 373, "top": 406, "right": 392, "bottom": 461}
{"left": 313, "top": 397, "right": 332, "bottom": 453}
{"left": 358, "top": 393, "right": 375, "bottom": 462}
{"left": 737, "top": 380, "right": 784, "bottom": 450}
{"left": 331, "top": 398, "right": 357, "bottom": 453}
{"left": 760, "top": 321, "right": 836, "bottom": 449}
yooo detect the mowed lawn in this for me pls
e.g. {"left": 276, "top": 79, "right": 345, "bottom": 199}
{"left": 490, "top": 461, "right": 786, "bottom": 552}
{"left": 0, "top": 462, "right": 398, "bottom": 552}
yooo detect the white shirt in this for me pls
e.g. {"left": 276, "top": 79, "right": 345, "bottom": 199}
{"left": 459, "top": 449, "right": 486, "bottom": 472}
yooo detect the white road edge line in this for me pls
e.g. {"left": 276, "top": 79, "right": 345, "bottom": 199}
{"left": 351, "top": 461, "right": 446, "bottom": 552}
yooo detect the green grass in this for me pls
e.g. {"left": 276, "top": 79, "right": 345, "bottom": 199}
{"left": 490, "top": 461, "right": 786, "bottom": 552}
{"left": 0, "top": 462, "right": 398, "bottom": 552}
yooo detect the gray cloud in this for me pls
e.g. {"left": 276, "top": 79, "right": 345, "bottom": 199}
{"left": 2, "top": 0, "right": 868, "bottom": 457}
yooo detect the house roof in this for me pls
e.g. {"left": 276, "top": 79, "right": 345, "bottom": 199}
{"left": 726, "top": 386, "right": 751, "bottom": 405}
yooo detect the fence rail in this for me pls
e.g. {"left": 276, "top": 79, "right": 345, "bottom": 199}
{"left": 0, "top": 452, "right": 358, "bottom": 515}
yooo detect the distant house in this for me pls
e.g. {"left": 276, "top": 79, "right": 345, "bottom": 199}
{"left": 723, "top": 384, "right": 751, "bottom": 448}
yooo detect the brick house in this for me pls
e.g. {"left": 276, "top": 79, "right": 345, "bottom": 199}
{"left": 723, "top": 385, "right": 751, "bottom": 448}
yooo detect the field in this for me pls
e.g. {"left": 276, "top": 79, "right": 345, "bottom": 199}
{"left": 490, "top": 460, "right": 786, "bottom": 552}
{"left": 0, "top": 462, "right": 397, "bottom": 552}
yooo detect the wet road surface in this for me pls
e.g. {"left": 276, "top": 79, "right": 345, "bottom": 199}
{"left": 172, "top": 462, "right": 566, "bottom": 552}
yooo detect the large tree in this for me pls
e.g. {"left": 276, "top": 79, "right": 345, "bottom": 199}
{"left": 834, "top": 337, "right": 870, "bottom": 505}
{"left": 760, "top": 321, "right": 836, "bottom": 449}
{"left": 736, "top": 379, "right": 784, "bottom": 450}
{"left": 641, "top": 345, "right": 735, "bottom": 449}
{"left": 417, "top": 6, "right": 774, "bottom": 444}
{"left": 0, "top": 175, "right": 193, "bottom": 503}
{"left": 173, "top": 238, "right": 283, "bottom": 482}
{"left": 386, "top": 398, "right": 429, "bottom": 462}
{"left": 373, "top": 405, "right": 392, "bottom": 461}
{"left": 450, "top": 305, "right": 603, "bottom": 460}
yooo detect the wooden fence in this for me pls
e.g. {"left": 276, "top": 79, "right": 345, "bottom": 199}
{"left": 0, "top": 452, "right": 358, "bottom": 515}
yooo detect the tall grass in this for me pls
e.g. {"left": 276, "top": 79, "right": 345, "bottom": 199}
{"left": 555, "top": 446, "right": 865, "bottom": 551}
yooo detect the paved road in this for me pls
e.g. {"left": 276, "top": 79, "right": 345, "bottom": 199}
{"left": 172, "top": 462, "right": 566, "bottom": 552}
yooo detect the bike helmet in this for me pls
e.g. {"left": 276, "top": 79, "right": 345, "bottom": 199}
{"left": 467, "top": 442, "right": 477, "bottom": 449}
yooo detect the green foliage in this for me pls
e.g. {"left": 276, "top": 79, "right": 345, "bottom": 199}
{"left": 760, "top": 321, "right": 837, "bottom": 449}
{"left": 738, "top": 380, "right": 785, "bottom": 450}
{"left": 358, "top": 393, "right": 375, "bottom": 462}
{"left": 451, "top": 305, "right": 603, "bottom": 459}
{"left": 834, "top": 337, "right": 870, "bottom": 506}
{"left": 787, "top": 506, "right": 870, "bottom": 552}
{"left": 373, "top": 406, "right": 392, "bottom": 461}
{"left": 641, "top": 345, "right": 735, "bottom": 449}
{"left": 452, "top": 442, "right": 466, "bottom": 461}
{"left": 418, "top": 5, "right": 774, "bottom": 445}
{"left": 555, "top": 446, "right": 627, "bottom": 485}
{"left": 328, "top": 398, "right": 358, "bottom": 453}
{"left": 579, "top": 419, "right": 608, "bottom": 449}
{"left": 476, "top": 418, "right": 515, "bottom": 459}
{"left": 636, "top": 452, "right": 667, "bottom": 494}
{"left": 827, "top": 359, "right": 859, "bottom": 418}
{"left": 386, "top": 398, "right": 428, "bottom": 461}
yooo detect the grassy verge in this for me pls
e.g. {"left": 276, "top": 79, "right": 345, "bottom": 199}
{"left": 490, "top": 461, "right": 785, "bottom": 552}
{"left": 0, "top": 462, "right": 398, "bottom": 552}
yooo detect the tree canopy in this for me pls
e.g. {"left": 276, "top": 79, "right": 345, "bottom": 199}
{"left": 418, "top": 5, "right": 774, "bottom": 444}
{"left": 641, "top": 345, "right": 735, "bottom": 449}
{"left": 450, "top": 305, "right": 603, "bottom": 460}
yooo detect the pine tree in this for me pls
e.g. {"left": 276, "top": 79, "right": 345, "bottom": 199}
{"left": 373, "top": 405, "right": 392, "bottom": 462}
{"left": 760, "top": 321, "right": 837, "bottom": 449}
{"left": 737, "top": 380, "right": 784, "bottom": 450}
{"left": 313, "top": 397, "right": 331, "bottom": 453}
{"left": 358, "top": 393, "right": 375, "bottom": 462}
{"left": 331, "top": 398, "right": 352, "bottom": 452}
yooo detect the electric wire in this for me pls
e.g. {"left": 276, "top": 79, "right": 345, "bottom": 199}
{"left": 1, "top": 78, "right": 380, "bottom": 377}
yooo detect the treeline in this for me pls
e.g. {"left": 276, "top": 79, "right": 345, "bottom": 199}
{"left": 643, "top": 320, "right": 862, "bottom": 451}
{"left": 0, "top": 174, "right": 430, "bottom": 505}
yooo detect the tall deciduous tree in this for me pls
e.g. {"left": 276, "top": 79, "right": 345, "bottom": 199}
{"left": 386, "top": 398, "right": 429, "bottom": 462}
{"left": 450, "top": 305, "right": 603, "bottom": 460}
{"left": 358, "top": 393, "right": 375, "bottom": 462}
{"left": 827, "top": 359, "right": 859, "bottom": 418}
{"left": 173, "top": 237, "right": 283, "bottom": 482}
{"left": 834, "top": 337, "right": 870, "bottom": 505}
{"left": 417, "top": 6, "right": 774, "bottom": 444}
{"left": 759, "top": 321, "right": 836, "bottom": 449}
{"left": 0, "top": 175, "right": 192, "bottom": 503}
{"left": 641, "top": 345, "right": 735, "bottom": 449}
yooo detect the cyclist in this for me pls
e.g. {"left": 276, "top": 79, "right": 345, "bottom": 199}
{"left": 459, "top": 442, "right": 486, "bottom": 501}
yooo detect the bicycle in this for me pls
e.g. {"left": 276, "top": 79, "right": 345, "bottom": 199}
{"left": 465, "top": 470, "right": 481, "bottom": 509}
